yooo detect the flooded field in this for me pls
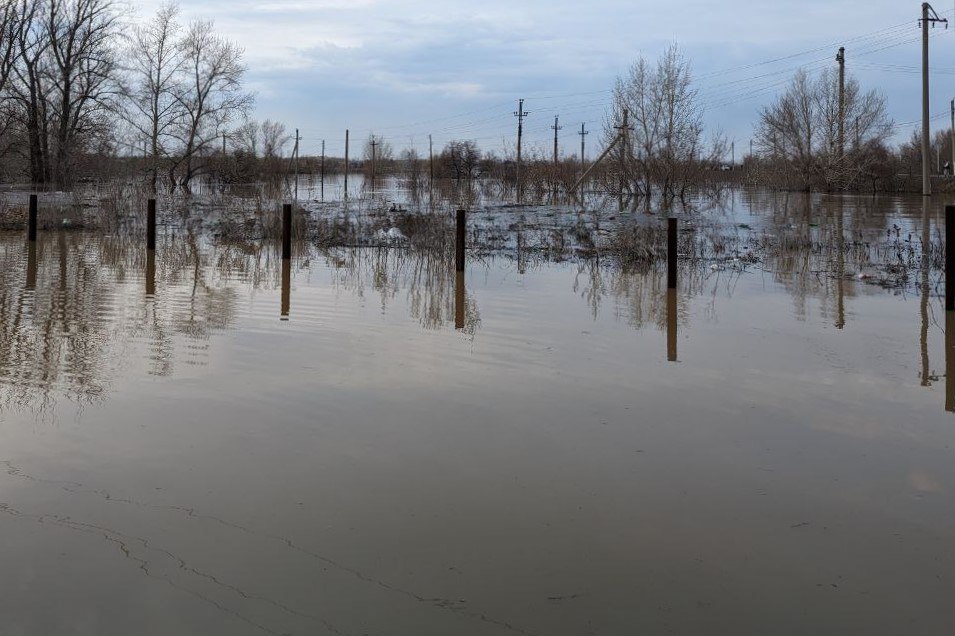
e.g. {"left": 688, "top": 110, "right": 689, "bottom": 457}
{"left": 0, "top": 189, "right": 953, "bottom": 635}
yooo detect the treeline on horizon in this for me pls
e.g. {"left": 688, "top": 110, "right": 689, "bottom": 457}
{"left": 0, "top": 1, "right": 943, "bottom": 197}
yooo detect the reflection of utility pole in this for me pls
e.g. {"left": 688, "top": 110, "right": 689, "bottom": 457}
{"left": 514, "top": 98, "right": 529, "bottom": 202}
{"left": 921, "top": 3, "right": 948, "bottom": 195}
{"left": 837, "top": 47, "right": 845, "bottom": 160}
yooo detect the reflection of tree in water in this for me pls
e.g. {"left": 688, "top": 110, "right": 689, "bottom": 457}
{"left": 572, "top": 258, "right": 711, "bottom": 329}
{"left": 324, "top": 247, "right": 481, "bottom": 335}
{"left": 0, "top": 232, "right": 241, "bottom": 413}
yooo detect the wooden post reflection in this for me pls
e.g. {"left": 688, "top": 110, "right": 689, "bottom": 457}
{"left": 921, "top": 200, "right": 931, "bottom": 386}
{"left": 947, "top": 206, "right": 954, "bottom": 311}
{"left": 835, "top": 200, "right": 845, "bottom": 329}
{"left": 667, "top": 288, "right": 677, "bottom": 362}
{"left": 667, "top": 218, "right": 678, "bottom": 289}
{"left": 947, "top": 311, "right": 955, "bottom": 412}
{"left": 25, "top": 241, "right": 37, "bottom": 290}
{"left": 146, "top": 248, "right": 156, "bottom": 297}
{"left": 281, "top": 258, "right": 291, "bottom": 320}
{"left": 455, "top": 270, "right": 465, "bottom": 330}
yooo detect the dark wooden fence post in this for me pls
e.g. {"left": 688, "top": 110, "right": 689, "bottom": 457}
{"left": 28, "top": 194, "right": 37, "bottom": 242}
{"left": 147, "top": 198, "right": 156, "bottom": 250}
{"left": 947, "top": 205, "right": 954, "bottom": 311}
{"left": 456, "top": 209, "right": 466, "bottom": 272}
{"left": 282, "top": 203, "right": 292, "bottom": 260}
{"left": 667, "top": 217, "right": 677, "bottom": 289}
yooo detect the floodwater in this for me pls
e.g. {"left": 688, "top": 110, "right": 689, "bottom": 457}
{"left": 0, "top": 192, "right": 953, "bottom": 635}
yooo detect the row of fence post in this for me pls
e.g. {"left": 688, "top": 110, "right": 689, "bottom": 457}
{"left": 22, "top": 196, "right": 955, "bottom": 322}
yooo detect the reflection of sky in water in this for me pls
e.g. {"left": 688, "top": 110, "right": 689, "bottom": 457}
{"left": 0, "top": 194, "right": 952, "bottom": 635}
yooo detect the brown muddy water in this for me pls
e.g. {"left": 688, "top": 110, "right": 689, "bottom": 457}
{"left": 0, "top": 192, "right": 953, "bottom": 635}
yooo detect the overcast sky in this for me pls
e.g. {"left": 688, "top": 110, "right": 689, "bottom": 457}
{"left": 136, "top": 0, "right": 955, "bottom": 158}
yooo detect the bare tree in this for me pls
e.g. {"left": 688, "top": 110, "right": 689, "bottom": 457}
{"left": 362, "top": 132, "right": 392, "bottom": 177}
{"left": 438, "top": 140, "right": 480, "bottom": 180}
{"left": 123, "top": 2, "right": 183, "bottom": 193}
{"left": 260, "top": 118, "right": 289, "bottom": 159}
{"left": 231, "top": 114, "right": 258, "bottom": 156}
{"left": 7, "top": 0, "right": 121, "bottom": 185}
{"left": 171, "top": 18, "right": 251, "bottom": 190}
{"left": 755, "top": 67, "right": 892, "bottom": 191}
{"left": 45, "top": 0, "right": 122, "bottom": 184}
{"left": 609, "top": 44, "right": 706, "bottom": 201}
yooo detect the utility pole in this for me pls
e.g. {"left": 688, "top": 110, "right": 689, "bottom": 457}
{"left": 320, "top": 139, "right": 325, "bottom": 200}
{"left": 428, "top": 134, "right": 434, "bottom": 184}
{"left": 344, "top": 129, "right": 349, "bottom": 198}
{"left": 551, "top": 116, "right": 562, "bottom": 165}
{"left": 837, "top": 47, "right": 845, "bottom": 159}
{"left": 579, "top": 123, "right": 588, "bottom": 176}
{"left": 551, "top": 116, "right": 562, "bottom": 196}
{"left": 514, "top": 98, "right": 528, "bottom": 202}
{"left": 731, "top": 140, "right": 735, "bottom": 167}
{"left": 370, "top": 137, "right": 378, "bottom": 185}
{"left": 288, "top": 128, "right": 301, "bottom": 203}
{"left": 921, "top": 3, "right": 948, "bottom": 196}
{"left": 614, "top": 108, "right": 631, "bottom": 210}
{"left": 950, "top": 99, "right": 954, "bottom": 175}
{"left": 855, "top": 116, "right": 860, "bottom": 149}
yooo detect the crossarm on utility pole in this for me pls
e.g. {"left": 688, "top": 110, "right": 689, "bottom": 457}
{"left": 570, "top": 133, "right": 621, "bottom": 194}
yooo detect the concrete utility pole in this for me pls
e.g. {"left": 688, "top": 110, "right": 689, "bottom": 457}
{"left": 921, "top": 3, "right": 948, "bottom": 195}
{"left": 293, "top": 128, "right": 301, "bottom": 202}
{"left": 950, "top": 99, "right": 954, "bottom": 174}
{"left": 579, "top": 123, "right": 588, "bottom": 175}
{"left": 345, "top": 128, "right": 348, "bottom": 199}
{"left": 837, "top": 47, "right": 845, "bottom": 159}
{"left": 551, "top": 116, "right": 562, "bottom": 196}
{"left": 514, "top": 98, "right": 529, "bottom": 202}
{"left": 428, "top": 134, "right": 434, "bottom": 184}
{"left": 370, "top": 138, "right": 378, "bottom": 184}
{"left": 551, "top": 116, "right": 562, "bottom": 165}
{"left": 615, "top": 108, "right": 631, "bottom": 209}
{"left": 320, "top": 139, "right": 325, "bottom": 201}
